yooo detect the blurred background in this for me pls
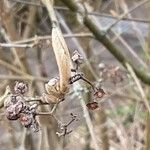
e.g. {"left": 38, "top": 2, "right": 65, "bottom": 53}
{"left": 0, "top": 0, "right": 150, "bottom": 149}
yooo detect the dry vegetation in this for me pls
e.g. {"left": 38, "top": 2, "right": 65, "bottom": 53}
{"left": 0, "top": 0, "right": 150, "bottom": 150}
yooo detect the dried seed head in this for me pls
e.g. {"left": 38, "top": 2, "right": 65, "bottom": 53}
{"left": 14, "top": 81, "right": 28, "bottom": 94}
{"left": 71, "top": 50, "right": 83, "bottom": 64}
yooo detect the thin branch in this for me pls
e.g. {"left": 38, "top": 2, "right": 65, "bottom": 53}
{"left": 23, "top": 5, "right": 36, "bottom": 39}
{"left": 0, "top": 86, "right": 11, "bottom": 108}
{"left": 10, "top": 0, "right": 45, "bottom": 7}
{"left": 106, "top": 0, "right": 149, "bottom": 32}
{"left": 126, "top": 63, "right": 150, "bottom": 113}
{"left": 0, "top": 33, "right": 93, "bottom": 48}
{"left": 0, "top": 59, "right": 28, "bottom": 75}
{"left": 9, "top": 33, "right": 93, "bottom": 44}
{"left": 73, "top": 84, "right": 100, "bottom": 150}
{"left": 91, "top": 12, "right": 150, "bottom": 24}
{"left": 0, "top": 59, "right": 48, "bottom": 82}
{"left": 112, "top": 30, "right": 147, "bottom": 67}
{"left": 0, "top": 75, "right": 48, "bottom": 82}
{"left": 0, "top": 43, "right": 35, "bottom": 48}
{"left": 0, "top": 1, "right": 27, "bottom": 72}
{"left": 9, "top": 0, "right": 150, "bottom": 24}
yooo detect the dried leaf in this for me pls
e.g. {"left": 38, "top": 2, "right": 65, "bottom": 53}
{"left": 94, "top": 88, "right": 105, "bottom": 98}
{"left": 52, "top": 26, "right": 71, "bottom": 93}
{"left": 86, "top": 102, "right": 99, "bottom": 110}
{"left": 42, "top": 0, "right": 72, "bottom": 103}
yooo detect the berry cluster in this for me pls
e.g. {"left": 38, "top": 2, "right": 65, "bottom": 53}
{"left": 4, "top": 82, "right": 39, "bottom": 132}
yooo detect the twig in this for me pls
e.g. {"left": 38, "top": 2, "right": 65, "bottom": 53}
{"left": 9, "top": 0, "right": 150, "bottom": 24}
{"left": 10, "top": 33, "right": 93, "bottom": 44}
{"left": 0, "top": 43, "right": 35, "bottom": 48}
{"left": 74, "top": 86, "right": 100, "bottom": 150}
{"left": 23, "top": 5, "right": 36, "bottom": 39}
{"left": 0, "top": 2, "right": 27, "bottom": 72}
{"left": 0, "top": 75, "right": 48, "bottom": 81}
{"left": 0, "top": 86, "right": 11, "bottom": 108}
{"left": 35, "top": 112, "right": 52, "bottom": 116}
{"left": 0, "top": 59, "right": 46, "bottom": 81}
{"left": 106, "top": 0, "right": 149, "bottom": 33}
{"left": 0, "top": 59, "right": 27, "bottom": 75}
{"left": 126, "top": 63, "right": 150, "bottom": 113}
{"left": 112, "top": 30, "right": 147, "bottom": 67}
{"left": 56, "top": 113, "right": 77, "bottom": 137}
{"left": 0, "top": 59, "right": 49, "bottom": 82}
{"left": 70, "top": 73, "right": 95, "bottom": 90}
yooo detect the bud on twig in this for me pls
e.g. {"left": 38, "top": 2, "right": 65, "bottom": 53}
{"left": 14, "top": 81, "right": 28, "bottom": 95}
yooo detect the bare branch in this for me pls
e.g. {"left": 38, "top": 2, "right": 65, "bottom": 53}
{"left": 9, "top": 0, "right": 150, "bottom": 24}
{"left": 106, "top": 0, "right": 150, "bottom": 33}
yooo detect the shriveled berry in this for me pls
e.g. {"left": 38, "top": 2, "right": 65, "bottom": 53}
{"left": 19, "top": 113, "right": 39, "bottom": 132}
{"left": 86, "top": 102, "right": 99, "bottom": 110}
{"left": 19, "top": 113, "right": 32, "bottom": 127}
{"left": 4, "top": 95, "right": 24, "bottom": 120}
